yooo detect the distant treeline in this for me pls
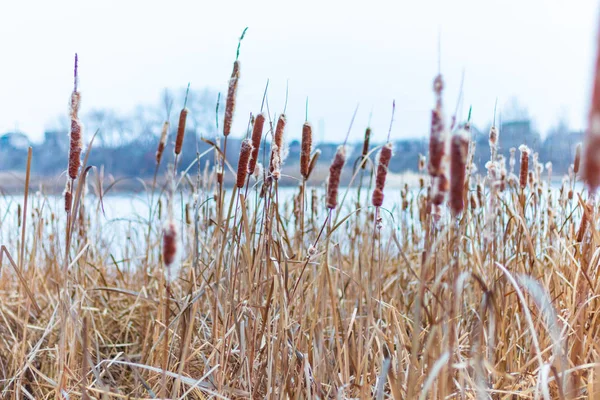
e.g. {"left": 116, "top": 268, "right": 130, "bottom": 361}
{"left": 0, "top": 89, "right": 583, "bottom": 184}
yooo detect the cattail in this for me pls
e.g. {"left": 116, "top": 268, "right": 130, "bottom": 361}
{"left": 432, "top": 173, "right": 448, "bottom": 206}
{"left": 162, "top": 221, "right": 178, "bottom": 281}
{"left": 307, "top": 149, "right": 321, "bottom": 179}
{"left": 274, "top": 114, "right": 286, "bottom": 150}
{"left": 361, "top": 127, "right": 371, "bottom": 169}
{"left": 268, "top": 115, "right": 286, "bottom": 181}
{"left": 372, "top": 143, "right": 393, "bottom": 207}
{"left": 174, "top": 108, "right": 188, "bottom": 155}
{"left": 574, "top": 142, "right": 582, "bottom": 175}
{"left": 372, "top": 188, "right": 384, "bottom": 208}
{"left": 156, "top": 121, "right": 169, "bottom": 164}
{"left": 449, "top": 130, "right": 469, "bottom": 216}
{"left": 223, "top": 60, "right": 240, "bottom": 137}
{"left": 519, "top": 144, "right": 530, "bottom": 189}
{"left": 477, "top": 182, "right": 484, "bottom": 207}
{"left": 68, "top": 119, "right": 83, "bottom": 180}
{"left": 326, "top": 145, "right": 347, "bottom": 209}
{"left": 248, "top": 113, "right": 265, "bottom": 175}
{"left": 300, "top": 122, "right": 313, "bottom": 179}
{"left": 428, "top": 74, "right": 446, "bottom": 177}
{"left": 576, "top": 202, "right": 591, "bottom": 242}
{"left": 236, "top": 139, "right": 253, "bottom": 188}
{"left": 68, "top": 55, "right": 83, "bottom": 180}
{"left": 64, "top": 180, "right": 72, "bottom": 213}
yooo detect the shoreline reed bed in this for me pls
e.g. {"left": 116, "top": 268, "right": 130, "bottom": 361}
{"left": 3, "top": 38, "right": 600, "bottom": 400}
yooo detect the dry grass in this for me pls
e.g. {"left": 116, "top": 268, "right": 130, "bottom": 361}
{"left": 3, "top": 48, "right": 600, "bottom": 400}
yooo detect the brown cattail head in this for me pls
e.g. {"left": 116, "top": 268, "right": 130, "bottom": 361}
{"left": 519, "top": 144, "right": 530, "bottom": 189}
{"left": 372, "top": 188, "right": 384, "bottom": 207}
{"left": 361, "top": 127, "right": 371, "bottom": 169}
{"left": 574, "top": 142, "right": 582, "bottom": 175}
{"left": 449, "top": 130, "right": 469, "bottom": 216}
{"left": 300, "top": 122, "right": 313, "bottom": 179}
{"left": 175, "top": 108, "right": 188, "bottom": 155}
{"left": 428, "top": 74, "right": 446, "bottom": 177}
{"left": 432, "top": 173, "right": 448, "bottom": 206}
{"left": 274, "top": 114, "right": 286, "bottom": 150}
{"left": 326, "top": 145, "right": 347, "bottom": 209}
{"left": 372, "top": 143, "right": 394, "bottom": 207}
{"left": 68, "top": 118, "right": 83, "bottom": 180}
{"left": 223, "top": 60, "right": 240, "bottom": 137}
{"left": 236, "top": 139, "right": 253, "bottom": 188}
{"left": 64, "top": 180, "right": 72, "bottom": 213}
{"left": 156, "top": 121, "right": 169, "bottom": 164}
{"left": 248, "top": 113, "right": 265, "bottom": 174}
{"left": 428, "top": 109, "right": 446, "bottom": 177}
{"left": 268, "top": 114, "right": 287, "bottom": 181}
{"left": 162, "top": 221, "right": 178, "bottom": 280}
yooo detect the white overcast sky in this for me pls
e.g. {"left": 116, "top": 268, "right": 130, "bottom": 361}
{"left": 0, "top": 0, "right": 597, "bottom": 143}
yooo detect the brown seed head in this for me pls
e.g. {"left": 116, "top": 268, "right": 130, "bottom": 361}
{"left": 162, "top": 221, "right": 178, "bottom": 268}
{"left": 361, "top": 127, "right": 371, "bottom": 169}
{"left": 432, "top": 173, "right": 448, "bottom": 206}
{"left": 236, "top": 139, "right": 253, "bottom": 188}
{"left": 223, "top": 60, "right": 240, "bottom": 137}
{"left": 326, "top": 145, "right": 347, "bottom": 209}
{"left": 428, "top": 109, "right": 446, "bottom": 177}
{"left": 274, "top": 114, "right": 286, "bottom": 150}
{"left": 156, "top": 121, "right": 169, "bottom": 164}
{"left": 68, "top": 118, "right": 83, "bottom": 180}
{"left": 449, "top": 130, "right": 469, "bottom": 216}
{"left": 64, "top": 181, "right": 72, "bottom": 213}
{"left": 372, "top": 187, "right": 384, "bottom": 207}
{"left": 248, "top": 113, "right": 265, "bottom": 174}
{"left": 175, "top": 107, "right": 188, "bottom": 155}
{"left": 300, "top": 122, "right": 313, "bottom": 179}
{"left": 372, "top": 143, "right": 393, "bottom": 207}
{"left": 519, "top": 144, "right": 530, "bottom": 189}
